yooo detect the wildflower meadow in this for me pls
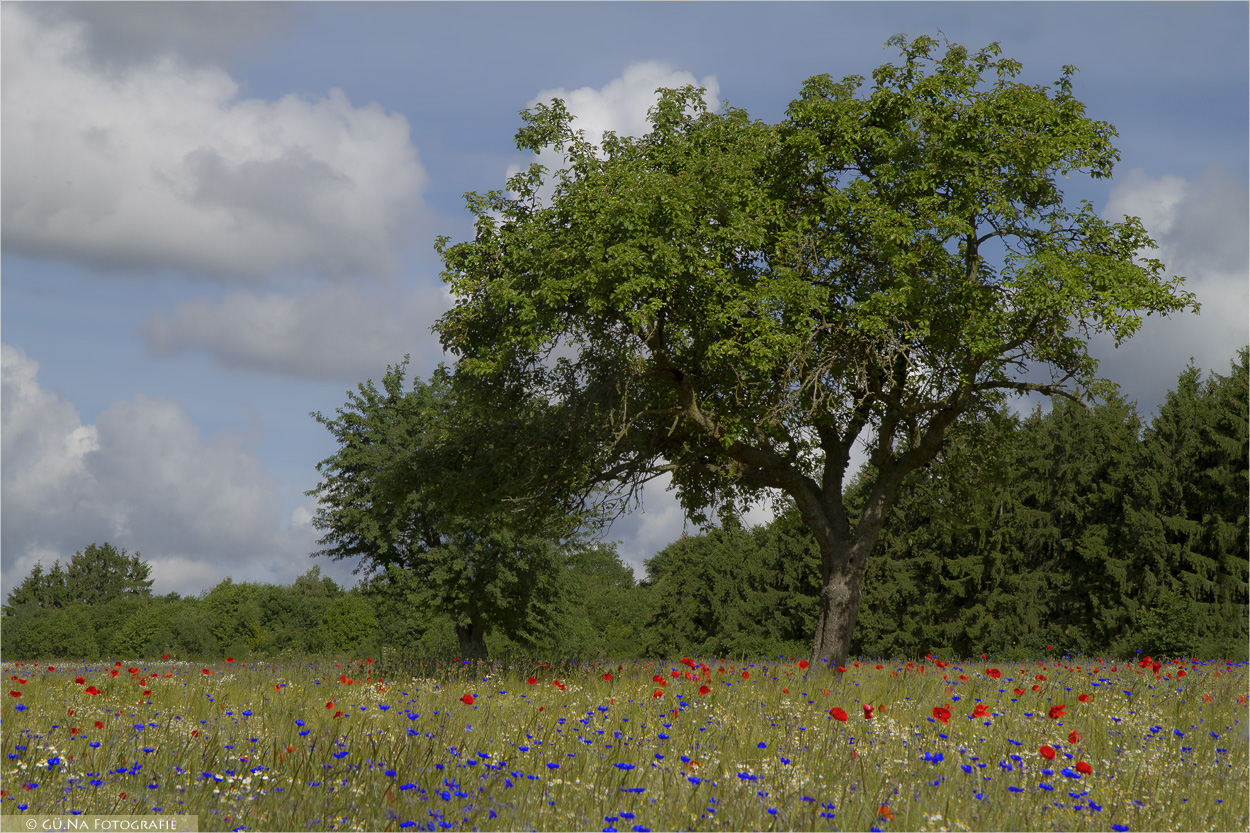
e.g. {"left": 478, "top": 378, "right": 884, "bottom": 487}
{"left": 2, "top": 654, "right": 1246, "bottom": 832}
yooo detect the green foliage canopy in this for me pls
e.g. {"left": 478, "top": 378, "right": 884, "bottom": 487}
{"left": 434, "top": 35, "right": 1197, "bottom": 662}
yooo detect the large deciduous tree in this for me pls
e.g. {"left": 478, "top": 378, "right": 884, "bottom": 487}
{"left": 434, "top": 36, "right": 1196, "bottom": 665}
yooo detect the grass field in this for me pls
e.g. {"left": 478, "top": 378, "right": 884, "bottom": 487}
{"left": 1, "top": 654, "right": 1246, "bottom": 831}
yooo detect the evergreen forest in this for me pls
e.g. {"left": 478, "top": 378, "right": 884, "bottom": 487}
{"left": 3, "top": 352, "right": 1246, "bottom": 663}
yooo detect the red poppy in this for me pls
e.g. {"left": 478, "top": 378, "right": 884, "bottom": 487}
{"left": 1075, "top": 761, "right": 1093, "bottom": 775}
{"left": 1040, "top": 745, "right": 1056, "bottom": 760}
{"left": 460, "top": 693, "right": 475, "bottom": 706}
{"left": 85, "top": 686, "right": 100, "bottom": 696}
{"left": 879, "top": 805, "right": 894, "bottom": 822}
{"left": 798, "top": 660, "right": 809, "bottom": 670}
{"left": 1068, "top": 730, "right": 1083, "bottom": 744}
{"left": 143, "top": 690, "right": 152, "bottom": 697}
{"left": 1078, "top": 693, "right": 1090, "bottom": 703}
{"left": 94, "top": 721, "right": 104, "bottom": 729}
{"left": 862, "top": 704, "right": 874, "bottom": 719}
{"left": 681, "top": 657, "right": 695, "bottom": 668}
{"left": 698, "top": 685, "right": 710, "bottom": 695}
{"left": 8, "top": 691, "right": 21, "bottom": 698}
{"left": 972, "top": 704, "right": 989, "bottom": 718}
{"left": 741, "top": 671, "right": 750, "bottom": 680}
{"left": 836, "top": 666, "right": 846, "bottom": 673}
{"left": 1013, "top": 688, "right": 1025, "bottom": 696}
{"left": 932, "top": 706, "right": 951, "bottom": 724}
{"left": 1177, "top": 669, "right": 1186, "bottom": 678}
{"left": 326, "top": 701, "right": 334, "bottom": 710}
{"left": 652, "top": 689, "right": 663, "bottom": 699}
{"left": 1031, "top": 684, "right": 1041, "bottom": 692}
{"left": 830, "top": 707, "right": 848, "bottom": 722}
{"left": 110, "top": 670, "right": 119, "bottom": 677}
{"left": 226, "top": 657, "right": 234, "bottom": 663}
{"left": 602, "top": 673, "right": 612, "bottom": 681}
{"left": 527, "top": 677, "right": 537, "bottom": 685}
{"left": 75, "top": 677, "right": 85, "bottom": 685}
{"left": 1036, "top": 674, "right": 1047, "bottom": 681}
{"left": 162, "top": 655, "right": 169, "bottom": 660}
{"left": 1047, "top": 704, "right": 1066, "bottom": 720}
{"left": 201, "top": 669, "right": 210, "bottom": 676}
{"left": 114, "top": 661, "right": 122, "bottom": 668}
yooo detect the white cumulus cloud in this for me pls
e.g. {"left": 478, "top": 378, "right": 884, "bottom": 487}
{"left": 508, "top": 61, "right": 720, "bottom": 194}
{"left": 142, "top": 284, "right": 452, "bottom": 381}
{"left": 0, "top": 344, "right": 341, "bottom": 597}
{"left": 1, "top": 4, "right": 426, "bottom": 282}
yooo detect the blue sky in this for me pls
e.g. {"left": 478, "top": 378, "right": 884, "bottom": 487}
{"left": 3, "top": 1, "right": 1247, "bottom": 597}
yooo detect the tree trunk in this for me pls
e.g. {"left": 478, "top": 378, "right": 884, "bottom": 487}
{"left": 455, "top": 620, "right": 488, "bottom": 659}
{"left": 811, "top": 539, "right": 871, "bottom": 667}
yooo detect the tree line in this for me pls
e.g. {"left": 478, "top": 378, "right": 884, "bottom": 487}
{"left": 4, "top": 350, "right": 1244, "bottom": 662}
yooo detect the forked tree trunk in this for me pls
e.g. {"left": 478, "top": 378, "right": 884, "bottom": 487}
{"left": 811, "top": 539, "right": 873, "bottom": 668}
{"left": 806, "top": 488, "right": 893, "bottom": 668}
{"left": 455, "top": 620, "right": 488, "bottom": 660}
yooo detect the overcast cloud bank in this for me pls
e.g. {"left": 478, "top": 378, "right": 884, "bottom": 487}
{"left": 1, "top": 343, "right": 337, "bottom": 596}
{"left": 1, "top": 4, "right": 426, "bottom": 282}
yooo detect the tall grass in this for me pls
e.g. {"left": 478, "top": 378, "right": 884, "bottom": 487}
{"left": 2, "top": 654, "right": 1246, "bottom": 831}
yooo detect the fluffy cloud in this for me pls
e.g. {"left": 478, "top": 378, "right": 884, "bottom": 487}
{"left": 508, "top": 61, "right": 719, "bottom": 193}
{"left": 1, "top": 4, "right": 426, "bottom": 282}
{"left": 530, "top": 61, "right": 720, "bottom": 150}
{"left": 1, "top": 344, "right": 348, "bottom": 597}
{"left": 1095, "top": 166, "right": 1249, "bottom": 412}
{"left": 142, "top": 284, "right": 452, "bottom": 381}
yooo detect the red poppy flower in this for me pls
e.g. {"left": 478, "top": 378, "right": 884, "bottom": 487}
{"left": 226, "top": 658, "right": 234, "bottom": 663}
{"left": 143, "top": 690, "right": 152, "bottom": 697}
{"left": 932, "top": 706, "right": 951, "bottom": 724}
{"left": 1075, "top": 761, "right": 1093, "bottom": 775}
{"left": 1068, "top": 730, "right": 1083, "bottom": 744}
{"left": 1177, "top": 669, "right": 1186, "bottom": 678}
{"left": 1047, "top": 704, "right": 1066, "bottom": 720}
{"left": 741, "top": 671, "right": 749, "bottom": 680}
{"left": 114, "top": 661, "right": 122, "bottom": 668}
{"left": 829, "top": 707, "right": 848, "bottom": 722}
{"left": 460, "top": 693, "right": 475, "bottom": 706}
{"left": 862, "top": 704, "right": 874, "bottom": 719}
{"left": 1040, "top": 745, "right": 1056, "bottom": 760}
{"left": 162, "top": 655, "right": 169, "bottom": 660}
{"left": 527, "top": 677, "right": 537, "bottom": 685}
{"left": 681, "top": 657, "right": 695, "bottom": 668}
{"left": 1078, "top": 693, "right": 1090, "bottom": 703}
{"left": 8, "top": 691, "right": 21, "bottom": 698}
{"left": 1031, "top": 684, "right": 1041, "bottom": 692}
{"left": 986, "top": 668, "right": 1002, "bottom": 680}
{"left": 85, "top": 686, "right": 100, "bottom": 696}
{"left": 602, "top": 673, "right": 612, "bottom": 681}
{"left": 325, "top": 701, "right": 334, "bottom": 710}
{"left": 110, "top": 670, "right": 119, "bottom": 677}
{"left": 201, "top": 669, "right": 210, "bottom": 676}
{"left": 1013, "top": 688, "right": 1025, "bottom": 696}
{"left": 1036, "top": 674, "right": 1047, "bottom": 681}
{"left": 94, "top": 721, "right": 104, "bottom": 729}
{"left": 652, "top": 689, "right": 664, "bottom": 699}
{"left": 798, "top": 660, "right": 809, "bottom": 670}
{"left": 972, "top": 704, "right": 989, "bottom": 718}
{"left": 698, "top": 685, "right": 710, "bottom": 695}
{"left": 75, "top": 677, "right": 85, "bottom": 685}
{"left": 879, "top": 805, "right": 894, "bottom": 822}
